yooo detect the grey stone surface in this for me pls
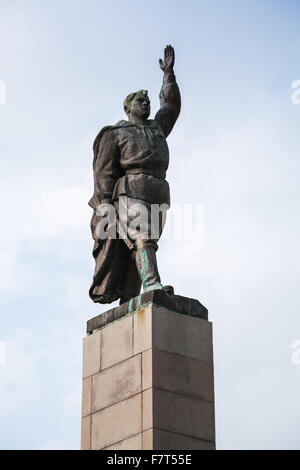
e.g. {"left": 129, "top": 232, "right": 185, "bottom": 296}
{"left": 82, "top": 376, "right": 91, "bottom": 417}
{"left": 142, "top": 349, "right": 152, "bottom": 390}
{"left": 91, "top": 355, "right": 141, "bottom": 413}
{"left": 133, "top": 305, "right": 152, "bottom": 354}
{"left": 142, "top": 428, "right": 215, "bottom": 450}
{"left": 81, "top": 416, "right": 91, "bottom": 450}
{"left": 142, "top": 429, "right": 153, "bottom": 450}
{"left": 153, "top": 428, "right": 215, "bottom": 450}
{"left": 100, "top": 314, "right": 133, "bottom": 369}
{"left": 153, "top": 307, "right": 213, "bottom": 362}
{"left": 142, "top": 388, "right": 153, "bottom": 431}
{"left": 82, "top": 330, "right": 101, "bottom": 378}
{"left": 152, "top": 349, "right": 214, "bottom": 402}
{"left": 91, "top": 394, "right": 142, "bottom": 450}
{"left": 82, "top": 297, "right": 215, "bottom": 450}
{"left": 104, "top": 433, "right": 142, "bottom": 450}
{"left": 153, "top": 389, "right": 215, "bottom": 442}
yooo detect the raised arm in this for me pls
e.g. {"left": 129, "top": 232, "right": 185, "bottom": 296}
{"left": 155, "top": 45, "right": 181, "bottom": 138}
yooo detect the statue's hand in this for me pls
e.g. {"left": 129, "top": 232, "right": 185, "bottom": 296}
{"left": 159, "top": 45, "right": 175, "bottom": 74}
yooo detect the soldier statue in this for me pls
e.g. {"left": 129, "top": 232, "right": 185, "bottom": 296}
{"left": 89, "top": 45, "right": 181, "bottom": 305}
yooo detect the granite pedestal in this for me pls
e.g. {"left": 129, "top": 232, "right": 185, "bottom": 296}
{"left": 81, "top": 291, "right": 216, "bottom": 450}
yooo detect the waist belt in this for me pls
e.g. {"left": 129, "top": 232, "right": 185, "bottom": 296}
{"left": 125, "top": 168, "right": 166, "bottom": 179}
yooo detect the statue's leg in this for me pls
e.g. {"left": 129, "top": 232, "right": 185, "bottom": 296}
{"left": 117, "top": 196, "right": 173, "bottom": 298}
{"left": 119, "top": 249, "right": 142, "bottom": 305}
{"left": 123, "top": 197, "right": 162, "bottom": 292}
{"left": 134, "top": 238, "right": 163, "bottom": 292}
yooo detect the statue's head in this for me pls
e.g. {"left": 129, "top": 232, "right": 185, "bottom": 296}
{"left": 123, "top": 90, "right": 150, "bottom": 121}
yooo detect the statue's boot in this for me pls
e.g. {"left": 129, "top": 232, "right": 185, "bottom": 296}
{"left": 135, "top": 242, "right": 161, "bottom": 291}
{"left": 135, "top": 242, "right": 174, "bottom": 295}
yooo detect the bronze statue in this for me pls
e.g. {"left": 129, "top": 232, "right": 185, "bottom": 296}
{"left": 89, "top": 45, "right": 181, "bottom": 305}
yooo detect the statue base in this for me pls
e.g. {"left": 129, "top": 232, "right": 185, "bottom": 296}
{"left": 81, "top": 291, "right": 216, "bottom": 450}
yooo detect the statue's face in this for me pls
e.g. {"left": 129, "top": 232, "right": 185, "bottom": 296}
{"left": 129, "top": 93, "right": 150, "bottom": 120}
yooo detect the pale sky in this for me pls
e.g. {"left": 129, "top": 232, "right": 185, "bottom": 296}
{"left": 0, "top": 0, "right": 300, "bottom": 449}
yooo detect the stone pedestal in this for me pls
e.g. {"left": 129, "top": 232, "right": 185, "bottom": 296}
{"left": 81, "top": 291, "right": 216, "bottom": 450}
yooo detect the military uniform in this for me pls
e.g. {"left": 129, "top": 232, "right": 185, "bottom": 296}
{"left": 89, "top": 72, "right": 181, "bottom": 304}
